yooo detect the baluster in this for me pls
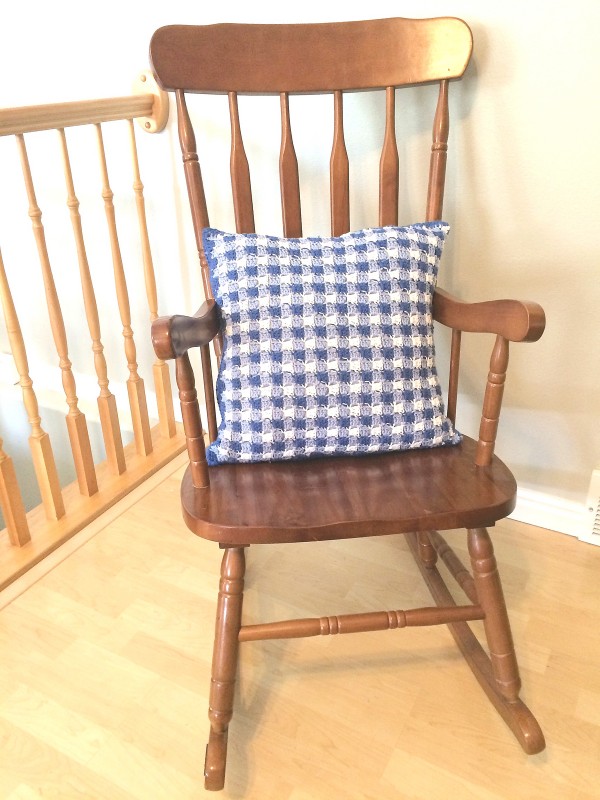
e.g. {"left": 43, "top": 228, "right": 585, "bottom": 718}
{"left": 95, "top": 122, "right": 153, "bottom": 457}
{"left": 58, "top": 128, "right": 126, "bottom": 475}
{"left": 476, "top": 335, "right": 509, "bottom": 467}
{"left": 279, "top": 92, "right": 302, "bottom": 238}
{"left": 330, "top": 90, "right": 350, "bottom": 236}
{"left": 426, "top": 80, "right": 449, "bottom": 222}
{"left": 0, "top": 247, "right": 65, "bottom": 520}
{"left": 379, "top": 87, "right": 399, "bottom": 227}
{"left": 0, "top": 434, "right": 31, "bottom": 546}
{"left": 228, "top": 92, "right": 255, "bottom": 234}
{"left": 16, "top": 134, "right": 98, "bottom": 497}
{"left": 127, "top": 120, "right": 176, "bottom": 440}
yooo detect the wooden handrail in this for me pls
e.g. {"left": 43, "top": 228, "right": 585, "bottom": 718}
{"left": 0, "top": 96, "right": 152, "bottom": 136}
{"left": 0, "top": 71, "right": 168, "bottom": 136}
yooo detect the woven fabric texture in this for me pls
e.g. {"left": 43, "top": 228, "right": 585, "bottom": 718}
{"left": 203, "top": 223, "right": 461, "bottom": 464}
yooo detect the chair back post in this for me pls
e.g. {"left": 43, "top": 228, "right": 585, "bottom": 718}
{"left": 175, "top": 91, "right": 213, "bottom": 298}
{"left": 426, "top": 79, "right": 450, "bottom": 222}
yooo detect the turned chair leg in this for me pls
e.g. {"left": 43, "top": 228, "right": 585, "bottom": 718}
{"left": 417, "top": 531, "right": 438, "bottom": 568}
{"left": 205, "top": 546, "right": 246, "bottom": 791}
{"left": 467, "top": 527, "right": 521, "bottom": 702}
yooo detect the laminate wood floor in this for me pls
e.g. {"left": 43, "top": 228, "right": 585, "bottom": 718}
{"left": 1, "top": 459, "right": 599, "bottom": 799}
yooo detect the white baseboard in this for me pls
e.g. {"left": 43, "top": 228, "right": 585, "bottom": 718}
{"left": 510, "top": 487, "right": 599, "bottom": 545}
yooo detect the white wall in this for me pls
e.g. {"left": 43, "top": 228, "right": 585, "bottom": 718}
{"left": 1, "top": 1, "right": 599, "bottom": 528}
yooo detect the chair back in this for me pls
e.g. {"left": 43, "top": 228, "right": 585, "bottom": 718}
{"left": 149, "top": 17, "right": 473, "bottom": 449}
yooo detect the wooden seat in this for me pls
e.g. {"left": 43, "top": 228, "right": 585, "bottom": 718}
{"left": 149, "top": 17, "right": 546, "bottom": 791}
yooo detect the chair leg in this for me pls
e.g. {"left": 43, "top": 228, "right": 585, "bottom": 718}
{"left": 464, "top": 527, "right": 544, "bottom": 753}
{"left": 407, "top": 529, "right": 545, "bottom": 754}
{"left": 467, "top": 527, "right": 520, "bottom": 701}
{"left": 204, "top": 546, "right": 246, "bottom": 791}
{"left": 416, "top": 531, "right": 438, "bottom": 567}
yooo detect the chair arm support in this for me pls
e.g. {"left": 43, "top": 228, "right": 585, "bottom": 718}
{"left": 433, "top": 288, "right": 545, "bottom": 343}
{"left": 151, "top": 299, "right": 221, "bottom": 360}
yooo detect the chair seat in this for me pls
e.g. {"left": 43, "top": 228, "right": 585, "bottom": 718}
{"left": 181, "top": 435, "right": 517, "bottom": 544}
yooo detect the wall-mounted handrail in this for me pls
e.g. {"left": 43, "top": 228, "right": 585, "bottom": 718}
{"left": 0, "top": 71, "right": 168, "bottom": 136}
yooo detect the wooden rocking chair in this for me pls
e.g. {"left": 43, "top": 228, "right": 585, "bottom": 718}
{"left": 149, "top": 17, "right": 546, "bottom": 791}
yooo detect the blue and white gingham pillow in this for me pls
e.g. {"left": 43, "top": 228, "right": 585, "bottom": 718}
{"left": 202, "top": 223, "right": 461, "bottom": 465}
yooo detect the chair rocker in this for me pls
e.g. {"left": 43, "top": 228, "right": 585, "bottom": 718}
{"left": 149, "top": 17, "right": 546, "bottom": 791}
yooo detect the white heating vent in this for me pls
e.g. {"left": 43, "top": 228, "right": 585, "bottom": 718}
{"left": 585, "top": 469, "right": 600, "bottom": 543}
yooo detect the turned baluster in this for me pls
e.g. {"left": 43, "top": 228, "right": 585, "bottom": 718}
{"left": 127, "top": 120, "right": 176, "bottom": 440}
{"left": 0, "top": 435, "right": 31, "bottom": 546}
{"left": 95, "top": 122, "right": 152, "bottom": 457}
{"left": 16, "top": 133, "right": 97, "bottom": 498}
{"left": 0, "top": 247, "right": 65, "bottom": 520}
{"left": 426, "top": 80, "right": 449, "bottom": 222}
{"left": 476, "top": 335, "right": 509, "bottom": 467}
{"left": 58, "top": 128, "right": 126, "bottom": 476}
{"left": 379, "top": 86, "right": 399, "bottom": 227}
{"left": 330, "top": 90, "right": 350, "bottom": 236}
{"left": 279, "top": 92, "right": 302, "bottom": 238}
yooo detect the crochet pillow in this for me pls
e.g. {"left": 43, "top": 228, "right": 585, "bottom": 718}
{"left": 203, "top": 222, "right": 461, "bottom": 465}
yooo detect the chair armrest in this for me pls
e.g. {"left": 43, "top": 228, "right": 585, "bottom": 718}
{"left": 433, "top": 288, "right": 545, "bottom": 343}
{"left": 151, "top": 299, "right": 222, "bottom": 360}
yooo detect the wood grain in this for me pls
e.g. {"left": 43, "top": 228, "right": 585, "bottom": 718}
{"left": 0, "top": 499, "right": 598, "bottom": 799}
{"left": 148, "top": 17, "right": 548, "bottom": 790}
{"left": 150, "top": 18, "right": 473, "bottom": 93}
{"left": 181, "top": 436, "right": 517, "bottom": 545}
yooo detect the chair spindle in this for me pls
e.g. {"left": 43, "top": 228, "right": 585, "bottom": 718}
{"left": 279, "top": 92, "right": 302, "bottom": 238}
{"left": 330, "top": 90, "right": 350, "bottom": 236}
{"left": 447, "top": 328, "right": 462, "bottom": 426}
{"left": 379, "top": 86, "right": 399, "bottom": 227}
{"left": 476, "top": 335, "right": 509, "bottom": 467}
{"left": 228, "top": 92, "right": 255, "bottom": 234}
{"left": 175, "top": 353, "right": 209, "bottom": 488}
